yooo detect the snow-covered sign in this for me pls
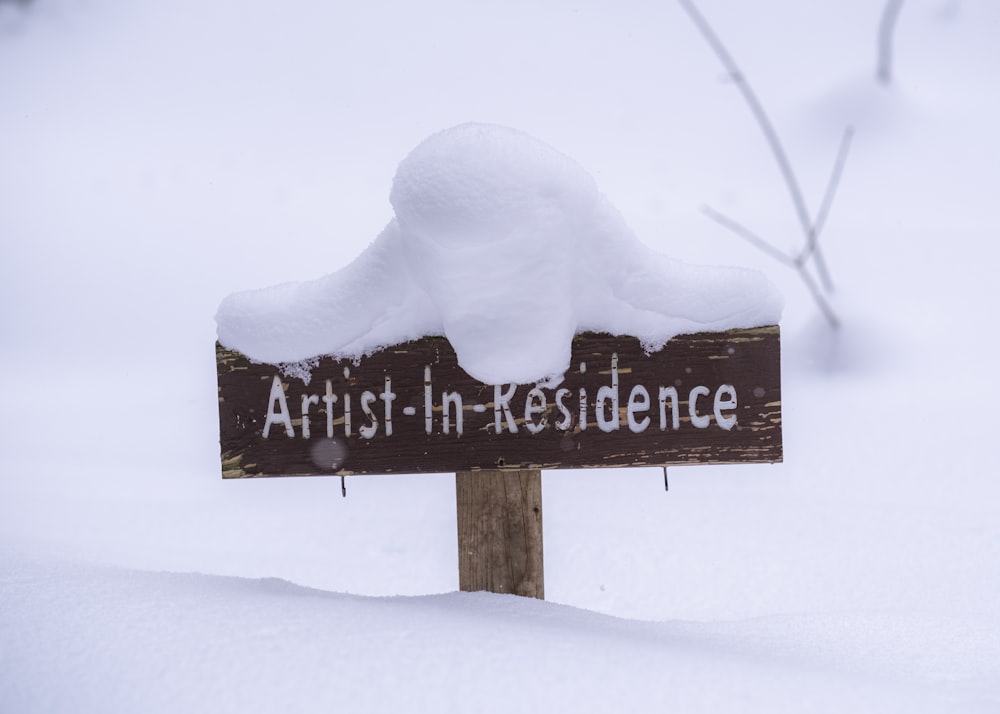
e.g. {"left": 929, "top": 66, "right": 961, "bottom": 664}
{"left": 215, "top": 123, "right": 784, "bottom": 479}
{"left": 217, "top": 327, "right": 780, "bottom": 477}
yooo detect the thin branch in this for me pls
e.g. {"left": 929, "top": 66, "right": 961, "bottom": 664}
{"left": 877, "top": 0, "right": 905, "bottom": 85}
{"left": 701, "top": 205, "right": 840, "bottom": 328}
{"left": 799, "top": 125, "right": 855, "bottom": 285}
{"left": 796, "top": 262, "right": 841, "bottom": 329}
{"left": 701, "top": 206, "right": 796, "bottom": 267}
{"left": 679, "top": 0, "right": 853, "bottom": 329}
{"left": 678, "top": 0, "right": 815, "bottom": 248}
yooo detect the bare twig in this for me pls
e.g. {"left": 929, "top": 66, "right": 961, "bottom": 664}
{"left": 700, "top": 206, "right": 796, "bottom": 267}
{"left": 799, "top": 125, "right": 855, "bottom": 274}
{"left": 677, "top": 0, "right": 816, "bottom": 260}
{"left": 877, "top": 0, "right": 905, "bottom": 85}
{"left": 796, "top": 262, "right": 841, "bottom": 329}
{"left": 701, "top": 205, "right": 840, "bottom": 328}
{"left": 678, "top": 0, "right": 855, "bottom": 328}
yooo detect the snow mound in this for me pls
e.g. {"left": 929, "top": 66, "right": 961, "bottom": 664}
{"left": 216, "top": 123, "right": 782, "bottom": 384}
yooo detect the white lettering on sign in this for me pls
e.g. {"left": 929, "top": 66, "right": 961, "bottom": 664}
{"left": 495, "top": 383, "right": 518, "bottom": 434}
{"left": 658, "top": 386, "right": 679, "bottom": 431}
{"left": 263, "top": 376, "right": 294, "bottom": 438}
{"left": 300, "top": 393, "right": 319, "bottom": 439}
{"left": 627, "top": 384, "right": 651, "bottom": 433}
{"left": 380, "top": 377, "right": 396, "bottom": 437}
{"left": 596, "top": 353, "right": 620, "bottom": 433}
{"left": 524, "top": 387, "right": 547, "bottom": 435}
{"left": 423, "top": 366, "right": 432, "bottom": 435}
{"left": 323, "top": 380, "right": 338, "bottom": 438}
{"left": 258, "top": 356, "right": 741, "bottom": 439}
{"left": 343, "top": 391, "right": 352, "bottom": 437}
{"left": 359, "top": 391, "right": 378, "bottom": 439}
{"left": 443, "top": 390, "right": 463, "bottom": 435}
{"left": 689, "top": 385, "right": 711, "bottom": 429}
{"left": 714, "top": 384, "right": 738, "bottom": 431}
{"left": 554, "top": 388, "right": 572, "bottom": 431}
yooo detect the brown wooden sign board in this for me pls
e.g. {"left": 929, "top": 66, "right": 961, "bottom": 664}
{"left": 217, "top": 326, "right": 781, "bottom": 477}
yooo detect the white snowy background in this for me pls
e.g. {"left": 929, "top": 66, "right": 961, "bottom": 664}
{"left": 1, "top": 0, "right": 998, "bottom": 712}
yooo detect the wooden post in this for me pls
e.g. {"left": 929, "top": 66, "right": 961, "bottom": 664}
{"left": 456, "top": 469, "right": 544, "bottom": 599}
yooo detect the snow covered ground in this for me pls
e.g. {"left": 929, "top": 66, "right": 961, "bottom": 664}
{"left": 2, "top": 0, "right": 999, "bottom": 711}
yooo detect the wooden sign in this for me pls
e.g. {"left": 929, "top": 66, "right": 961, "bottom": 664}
{"left": 217, "top": 326, "right": 781, "bottom": 477}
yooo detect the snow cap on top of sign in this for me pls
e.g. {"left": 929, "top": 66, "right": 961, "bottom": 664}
{"left": 216, "top": 123, "right": 783, "bottom": 385}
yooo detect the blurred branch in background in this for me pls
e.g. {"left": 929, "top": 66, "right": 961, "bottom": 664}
{"left": 877, "top": 0, "right": 905, "bottom": 85}
{"left": 0, "top": 0, "right": 34, "bottom": 35}
{"left": 678, "top": 0, "right": 854, "bottom": 329}
{"left": 0, "top": 0, "right": 34, "bottom": 19}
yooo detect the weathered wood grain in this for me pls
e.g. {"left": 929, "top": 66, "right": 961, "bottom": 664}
{"left": 216, "top": 326, "right": 782, "bottom": 477}
{"left": 456, "top": 469, "right": 543, "bottom": 599}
